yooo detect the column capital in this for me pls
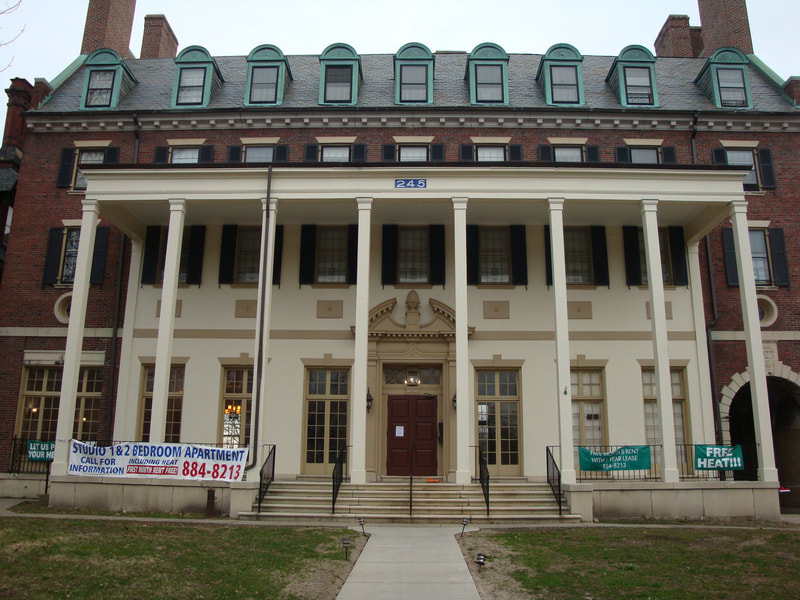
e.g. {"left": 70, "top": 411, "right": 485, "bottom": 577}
{"left": 641, "top": 198, "right": 659, "bottom": 212}
{"left": 729, "top": 200, "right": 748, "bottom": 215}
{"left": 357, "top": 196, "right": 373, "bottom": 209}
{"left": 168, "top": 198, "right": 187, "bottom": 211}
{"left": 261, "top": 197, "right": 278, "bottom": 212}
{"left": 452, "top": 197, "right": 468, "bottom": 210}
{"left": 547, "top": 197, "right": 565, "bottom": 210}
{"left": 81, "top": 199, "right": 100, "bottom": 213}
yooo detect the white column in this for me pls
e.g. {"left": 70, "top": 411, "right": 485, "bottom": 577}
{"left": 641, "top": 199, "right": 679, "bottom": 482}
{"left": 730, "top": 201, "right": 778, "bottom": 482}
{"left": 350, "top": 197, "right": 372, "bottom": 485}
{"left": 453, "top": 197, "right": 471, "bottom": 484}
{"left": 252, "top": 198, "right": 278, "bottom": 470}
{"left": 52, "top": 200, "right": 99, "bottom": 476}
{"left": 548, "top": 198, "right": 576, "bottom": 484}
{"left": 687, "top": 241, "right": 716, "bottom": 443}
{"left": 149, "top": 199, "right": 186, "bottom": 443}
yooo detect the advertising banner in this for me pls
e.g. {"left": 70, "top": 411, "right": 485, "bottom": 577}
{"left": 694, "top": 445, "right": 744, "bottom": 470}
{"left": 579, "top": 446, "right": 652, "bottom": 471}
{"left": 68, "top": 440, "right": 249, "bottom": 481}
{"left": 27, "top": 440, "right": 55, "bottom": 461}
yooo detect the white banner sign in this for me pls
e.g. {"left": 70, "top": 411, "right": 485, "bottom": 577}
{"left": 68, "top": 441, "right": 249, "bottom": 482}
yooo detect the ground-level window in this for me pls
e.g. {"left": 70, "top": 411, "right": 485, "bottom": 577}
{"left": 304, "top": 368, "right": 349, "bottom": 474}
{"left": 222, "top": 367, "right": 253, "bottom": 448}
{"left": 571, "top": 369, "right": 605, "bottom": 464}
{"left": 643, "top": 369, "right": 689, "bottom": 472}
{"left": 140, "top": 365, "right": 184, "bottom": 443}
{"left": 477, "top": 370, "right": 520, "bottom": 476}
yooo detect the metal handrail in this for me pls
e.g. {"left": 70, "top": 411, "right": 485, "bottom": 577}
{"left": 477, "top": 445, "right": 490, "bottom": 516}
{"left": 331, "top": 446, "right": 347, "bottom": 514}
{"left": 408, "top": 442, "right": 414, "bottom": 515}
{"left": 257, "top": 444, "right": 276, "bottom": 513}
{"left": 546, "top": 446, "right": 562, "bottom": 516}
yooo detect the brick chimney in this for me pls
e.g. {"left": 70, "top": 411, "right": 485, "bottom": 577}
{"left": 140, "top": 14, "right": 179, "bottom": 59}
{"left": 697, "top": 0, "right": 753, "bottom": 55}
{"left": 81, "top": 0, "right": 136, "bottom": 59}
{"left": 655, "top": 15, "right": 695, "bottom": 57}
{"left": 784, "top": 77, "right": 800, "bottom": 106}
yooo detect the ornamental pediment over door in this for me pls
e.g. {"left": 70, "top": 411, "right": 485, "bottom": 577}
{"left": 362, "top": 291, "right": 473, "bottom": 340}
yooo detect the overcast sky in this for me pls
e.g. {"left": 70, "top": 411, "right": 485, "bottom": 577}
{"left": 0, "top": 0, "right": 796, "bottom": 121}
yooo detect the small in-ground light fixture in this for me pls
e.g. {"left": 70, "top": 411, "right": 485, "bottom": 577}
{"left": 342, "top": 536, "right": 351, "bottom": 560}
{"left": 460, "top": 517, "right": 469, "bottom": 537}
{"left": 358, "top": 517, "right": 367, "bottom": 536}
{"left": 475, "top": 553, "right": 486, "bottom": 572}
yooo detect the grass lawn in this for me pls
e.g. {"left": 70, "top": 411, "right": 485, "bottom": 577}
{"left": 461, "top": 525, "right": 800, "bottom": 600}
{"left": 0, "top": 517, "right": 362, "bottom": 600}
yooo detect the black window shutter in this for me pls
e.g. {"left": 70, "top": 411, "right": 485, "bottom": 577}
{"left": 622, "top": 226, "right": 642, "bottom": 286}
{"left": 56, "top": 148, "right": 76, "bottom": 188}
{"left": 712, "top": 148, "right": 728, "bottom": 165}
{"left": 104, "top": 147, "right": 120, "bottom": 164}
{"left": 299, "top": 224, "right": 317, "bottom": 285}
{"left": 199, "top": 145, "right": 214, "bottom": 163}
{"left": 466, "top": 225, "right": 480, "bottom": 285}
{"left": 381, "top": 224, "right": 398, "bottom": 285}
{"left": 89, "top": 227, "right": 109, "bottom": 286}
{"left": 590, "top": 226, "right": 609, "bottom": 286}
{"left": 615, "top": 147, "right": 631, "bottom": 163}
{"left": 218, "top": 225, "right": 238, "bottom": 285}
{"left": 585, "top": 146, "right": 601, "bottom": 163}
{"left": 274, "top": 145, "right": 289, "bottom": 162}
{"left": 272, "top": 225, "right": 284, "bottom": 285}
{"left": 544, "top": 225, "right": 553, "bottom": 286}
{"left": 352, "top": 143, "right": 367, "bottom": 163}
{"left": 429, "top": 225, "right": 445, "bottom": 286}
{"left": 668, "top": 226, "right": 688, "bottom": 286}
{"left": 510, "top": 224, "right": 528, "bottom": 286}
{"left": 154, "top": 147, "right": 170, "bottom": 164}
{"left": 757, "top": 149, "right": 777, "bottom": 189}
{"left": 227, "top": 146, "right": 243, "bottom": 163}
{"left": 43, "top": 228, "right": 64, "bottom": 284}
{"left": 538, "top": 145, "right": 553, "bottom": 162}
{"left": 508, "top": 144, "right": 523, "bottom": 162}
{"left": 721, "top": 228, "right": 739, "bottom": 286}
{"left": 304, "top": 144, "right": 319, "bottom": 162}
{"left": 661, "top": 146, "right": 677, "bottom": 164}
{"left": 185, "top": 225, "right": 206, "bottom": 285}
{"left": 346, "top": 224, "right": 358, "bottom": 285}
{"left": 430, "top": 144, "right": 445, "bottom": 162}
{"left": 382, "top": 144, "right": 396, "bottom": 162}
{"left": 460, "top": 144, "right": 474, "bottom": 161}
{"left": 141, "top": 226, "right": 162, "bottom": 285}
{"left": 769, "top": 228, "right": 789, "bottom": 286}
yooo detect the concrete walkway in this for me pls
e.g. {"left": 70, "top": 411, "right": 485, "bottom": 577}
{"left": 336, "top": 525, "right": 481, "bottom": 600}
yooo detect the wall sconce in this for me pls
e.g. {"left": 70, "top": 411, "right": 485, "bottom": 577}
{"left": 404, "top": 368, "right": 420, "bottom": 386}
{"left": 366, "top": 389, "right": 373, "bottom": 412}
{"left": 451, "top": 394, "right": 457, "bottom": 409}
{"left": 563, "top": 386, "right": 568, "bottom": 395}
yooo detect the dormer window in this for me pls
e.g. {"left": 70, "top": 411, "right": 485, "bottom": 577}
{"left": 694, "top": 48, "right": 752, "bottom": 109}
{"left": 394, "top": 43, "right": 434, "bottom": 104}
{"left": 81, "top": 49, "right": 136, "bottom": 109}
{"left": 606, "top": 45, "right": 659, "bottom": 108}
{"left": 466, "top": 43, "right": 509, "bottom": 105}
{"left": 172, "top": 46, "right": 223, "bottom": 108}
{"left": 537, "top": 44, "right": 584, "bottom": 106}
{"left": 318, "top": 43, "right": 362, "bottom": 106}
{"left": 245, "top": 45, "right": 292, "bottom": 106}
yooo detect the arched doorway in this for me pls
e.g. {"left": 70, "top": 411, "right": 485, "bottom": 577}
{"left": 728, "top": 377, "right": 800, "bottom": 510}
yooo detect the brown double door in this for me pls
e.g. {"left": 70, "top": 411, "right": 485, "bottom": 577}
{"left": 386, "top": 395, "right": 438, "bottom": 476}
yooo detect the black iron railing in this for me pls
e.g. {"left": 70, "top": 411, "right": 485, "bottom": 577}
{"left": 257, "top": 445, "right": 276, "bottom": 513}
{"left": 408, "top": 443, "right": 414, "bottom": 516}
{"left": 546, "top": 446, "right": 562, "bottom": 516}
{"left": 8, "top": 437, "right": 51, "bottom": 475}
{"left": 477, "top": 446, "right": 490, "bottom": 516}
{"left": 331, "top": 445, "right": 347, "bottom": 514}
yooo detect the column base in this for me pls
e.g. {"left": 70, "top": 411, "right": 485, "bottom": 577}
{"left": 662, "top": 467, "right": 680, "bottom": 483}
{"left": 758, "top": 467, "right": 780, "bottom": 483}
{"left": 350, "top": 468, "right": 367, "bottom": 485}
{"left": 560, "top": 468, "right": 576, "bottom": 485}
{"left": 455, "top": 469, "right": 471, "bottom": 485}
{"left": 50, "top": 459, "right": 69, "bottom": 478}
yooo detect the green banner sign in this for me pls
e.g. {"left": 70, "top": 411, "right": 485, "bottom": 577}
{"left": 27, "top": 440, "right": 55, "bottom": 462}
{"left": 694, "top": 445, "right": 744, "bottom": 470}
{"left": 579, "top": 446, "right": 651, "bottom": 471}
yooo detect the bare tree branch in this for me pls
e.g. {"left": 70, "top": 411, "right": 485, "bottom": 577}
{"left": 0, "top": 1, "right": 24, "bottom": 73}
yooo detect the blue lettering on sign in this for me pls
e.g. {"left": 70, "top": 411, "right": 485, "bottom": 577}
{"left": 395, "top": 179, "right": 427, "bottom": 189}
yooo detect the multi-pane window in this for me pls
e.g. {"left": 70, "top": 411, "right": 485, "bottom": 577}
{"left": 86, "top": 70, "right": 115, "bottom": 107}
{"left": 154, "top": 227, "right": 191, "bottom": 284}
{"left": 171, "top": 147, "right": 201, "bottom": 164}
{"left": 571, "top": 369, "right": 605, "bottom": 462}
{"left": 235, "top": 227, "right": 261, "bottom": 283}
{"left": 324, "top": 66, "right": 353, "bottom": 103}
{"left": 176, "top": 67, "right": 205, "bottom": 105}
{"left": 479, "top": 227, "right": 511, "bottom": 284}
{"left": 72, "top": 368, "right": 103, "bottom": 441}
{"left": 550, "top": 65, "right": 579, "bottom": 103}
{"left": 244, "top": 146, "right": 274, "bottom": 163}
{"left": 477, "top": 370, "right": 520, "bottom": 474}
{"left": 305, "top": 369, "right": 349, "bottom": 467}
{"left": 475, "top": 64, "right": 503, "bottom": 102}
{"left": 398, "top": 227, "right": 429, "bottom": 283}
{"left": 321, "top": 146, "right": 350, "bottom": 162}
{"left": 141, "top": 365, "right": 184, "bottom": 443}
{"left": 717, "top": 68, "right": 747, "bottom": 107}
{"left": 58, "top": 228, "right": 80, "bottom": 285}
{"left": 749, "top": 230, "right": 772, "bottom": 285}
{"left": 222, "top": 367, "right": 253, "bottom": 448}
{"left": 554, "top": 146, "right": 583, "bottom": 163}
{"left": 624, "top": 66, "right": 654, "bottom": 105}
{"left": 399, "top": 64, "right": 428, "bottom": 102}
{"left": 399, "top": 146, "right": 427, "bottom": 162}
{"left": 249, "top": 66, "right": 278, "bottom": 104}
{"left": 74, "top": 149, "right": 105, "bottom": 190}
{"left": 630, "top": 148, "right": 660, "bottom": 164}
{"left": 476, "top": 146, "right": 505, "bottom": 162}
{"left": 725, "top": 149, "right": 758, "bottom": 188}
{"left": 564, "top": 228, "right": 592, "bottom": 284}
{"left": 643, "top": 369, "right": 688, "bottom": 471}
{"left": 316, "top": 227, "right": 348, "bottom": 283}
{"left": 637, "top": 228, "right": 673, "bottom": 285}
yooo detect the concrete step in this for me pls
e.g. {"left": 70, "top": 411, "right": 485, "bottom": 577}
{"left": 239, "top": 511, "right": 581, "bottom": 525}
